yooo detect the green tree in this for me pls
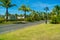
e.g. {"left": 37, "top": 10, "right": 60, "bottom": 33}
{"left": 15, "top": 14, "right": 18, "bottom": 21}
{"left": 18, "top": 4, "right": 31, "bottom": 18}
{"left": 50, "top": 5, "right": 60, "bottom": 24}
{"left": 30, "top": 10, "right": 40, "bottom": 21}
{"left": 44, "top": 7, "right": 49, "bottom": 24}
{"left": 53, "top": 5, "right": 60, "bottom": 16}
{"left": 0, "top": 0, "right": 16, "bottom": 21}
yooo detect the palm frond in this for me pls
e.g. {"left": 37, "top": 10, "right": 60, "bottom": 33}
{"left": 0, "top": 4, "right": 5, "bottom": 7}
{"left": 9, "top": 4, "right": 16, "bottom": 7}
{"left": 0, "top": 0, "right": 16, "bottom": 8}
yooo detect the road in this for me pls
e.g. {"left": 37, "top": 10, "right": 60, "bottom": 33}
{"left": 0, "top": 20, "right": 45, "bottom": 34}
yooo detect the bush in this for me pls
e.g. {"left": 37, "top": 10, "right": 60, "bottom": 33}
{"left": 17, "top": 19, "right": 25, "bottom": 21}
{"left": 0, "top": 18, "right": 5, "bottom": 23}
{"left": 34, "top": 17, "right": 41, "bottom": 21}
{"left": 50, "top": 16, "right": 60, "bottom": 24}
{"left": 25, "top": 17, "right": 35, "bottom": 22}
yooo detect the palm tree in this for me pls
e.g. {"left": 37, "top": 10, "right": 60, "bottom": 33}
{"left": 51, "top": 5, "right": 60, "bottom": 24}
{"left": 18, "top": 4, "right": 31, "bottom": 18}
{"left": 44, "top": 7, "right": 49, "bottom": 24}
{"left": 53, "top": 5, "right": 60, "bottom": 16}
{"left": 15, "top": 14, "right": 18, "bottom": 21}
{"left": 0, "top": 0, "right": 16, "bottom": 21}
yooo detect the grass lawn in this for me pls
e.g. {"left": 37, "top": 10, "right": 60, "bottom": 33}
{"left": 0, "top": 21, "right": 15, "bottom": 24}
{"left": 0, "top": 24, "right": 60, "bottom": 40}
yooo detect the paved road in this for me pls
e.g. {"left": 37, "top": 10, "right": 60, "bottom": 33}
{"left": 0, "top": 20, "right": 45, "bottom": 34}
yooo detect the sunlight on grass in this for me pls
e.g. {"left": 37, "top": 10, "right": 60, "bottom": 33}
{"left": 0, "top": 24, "right": 60, "bottom": 40}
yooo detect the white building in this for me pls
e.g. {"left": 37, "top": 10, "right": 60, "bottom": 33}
{"left": 17, "top": 16, "right": 25, "bottom": 19}
{"left": 5, "top": 16, "right": 25, "bottom": 20}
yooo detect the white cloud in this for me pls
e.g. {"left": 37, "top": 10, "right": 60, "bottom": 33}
{"left": 30, "top": 2, "right": 59, "bottom": 11}
{"left": 31, "top": 2, "right": 56, "bottom": 8}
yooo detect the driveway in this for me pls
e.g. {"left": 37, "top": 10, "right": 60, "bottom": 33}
{"left": 0, "top": 20, "right": 45, "bottom": 34}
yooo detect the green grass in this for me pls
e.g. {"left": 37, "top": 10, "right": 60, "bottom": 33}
{"left": 0, "top": 21, "right": 16, "bottom": 24}
{"left": 0, "top": 24, "right": 60, "bottom": 40}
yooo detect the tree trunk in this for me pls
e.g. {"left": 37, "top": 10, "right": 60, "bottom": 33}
{"left": 45, "top": 16, "right": 47, "bottom": 24}
{"left": 15, "top": 14, "right": 17, "bottom": 21}
{"left": 24, "top": 11, "right": 26, "bottom": 18}
{"left": 45, "top": 11, "right": 48, "bottom": 24}
{"left": 6, "top": 7, "right": 8, "bottom": 22}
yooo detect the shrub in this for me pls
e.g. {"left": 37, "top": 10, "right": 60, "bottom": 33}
{"left": 50, "top": 16, "right": 60, "bottom": 24}
{"left": 25, "top": 17, "right": 35, "bottom": 22}
{"left": 0, "top": 18, "right": 5, "bottom": 23}
{"left": 18, "top": 19, "right": 25, "bottom": 21}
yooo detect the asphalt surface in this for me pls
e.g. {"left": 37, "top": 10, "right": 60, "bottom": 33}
{"left": 0, "top": 20, "right": 45, "bottom": 34}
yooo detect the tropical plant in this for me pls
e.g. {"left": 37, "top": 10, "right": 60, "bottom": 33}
{"left": 30, "top": 10, "right": 41, "bottom": 21}
{"left": 44, "top": 7, "right": 49, "bottom": 24}
{"left": 53, "top": 5, "right": 60, "bottom": 16}
{"left": 18, "top": 4, "right": 31, "bottom": 18}
{"left": 50, "top": 5, "right": 60, "bottom": 24}
{"left": 0, "top": 0, "right": 16, "bottom": 21}
{"left": 15, "top": 14, "right": 18, "bottom": 21}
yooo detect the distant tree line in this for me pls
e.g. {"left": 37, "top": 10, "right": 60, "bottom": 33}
{"left": 0, "top": 0, "right": 60, "bottom": 24}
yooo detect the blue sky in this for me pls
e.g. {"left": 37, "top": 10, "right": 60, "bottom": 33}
{"left": 0, "top": 0, "right": 60, "bottom": 15}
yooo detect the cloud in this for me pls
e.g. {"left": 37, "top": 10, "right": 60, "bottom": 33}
{"left": 30, "top": 2, "right": 58, "bottom": 11}
{"left": 31, "top": 2, "right": 56, "bottom": 8}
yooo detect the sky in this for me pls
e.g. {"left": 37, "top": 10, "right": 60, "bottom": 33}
{"left": 0, "top": 0, "right": 60, "bottom": 15}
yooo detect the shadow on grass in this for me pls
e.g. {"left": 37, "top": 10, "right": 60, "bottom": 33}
{"left": 0, "top": 39, "right": 4, "bottom": 40}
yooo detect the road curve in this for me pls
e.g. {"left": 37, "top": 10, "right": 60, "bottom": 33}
{"left": 0, "top": 20, "right": 45, "bottom": 34}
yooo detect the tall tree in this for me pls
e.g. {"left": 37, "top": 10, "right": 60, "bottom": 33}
{"left": 0, "top": 0, "right": 16, "bottom": 21}
{"left": 18, "top": 4, "right": 31, "bottom": 18}
{"left": 15, "top": 14, "right": 18, "bottom": 21}
{"left": 53, "top": 5, "right": 60, "bottom": 16}
{"left": 44, "top": 7, "right": 49, "bottom": 24}
{"left": 51, "top": 5, "right": 60, "bottom": 24}
{"left": 30, "top": 10, "right": 41, "bottom": 21}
